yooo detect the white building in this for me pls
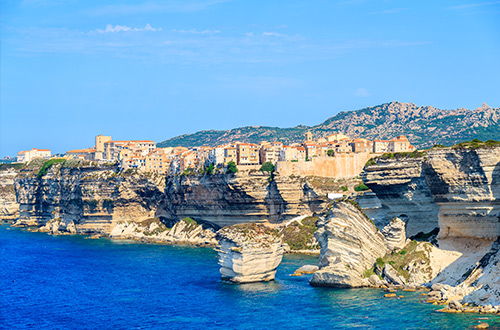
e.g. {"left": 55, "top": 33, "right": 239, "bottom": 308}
{"left": 17, "top": 148, "right": 51, "bottom": 163}
{"left": 209, "top": 146, "right": 226, "bottom": 165}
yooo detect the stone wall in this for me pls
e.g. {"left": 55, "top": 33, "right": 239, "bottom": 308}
{"left": 276, "top": 152, "right": 372, "bottom": 179}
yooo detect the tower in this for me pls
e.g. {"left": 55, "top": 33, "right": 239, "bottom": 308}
{"left": 305, "top": 131, "right": 313, "bottom": 142}
{"left": 95, "top": 135, "right": 112, "bottom": 160}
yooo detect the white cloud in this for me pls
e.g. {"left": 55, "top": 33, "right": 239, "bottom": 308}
{"left": 354, "top": 88, "right": 370, "bottom": 97}
{"left": 93, "top": 24, "right": 161, "bottom": 34}
{"left": 172, "top": 29, "right": 220, "bottom": 35}
{"left": 263, "top": 32, "right": 287, "bottom": 37}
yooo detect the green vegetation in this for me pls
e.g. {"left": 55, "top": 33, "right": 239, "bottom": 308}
{"left": 0, "top": 163, "right": 24, "bottom": 171}
{"left": 363, "top": 268, "right": 378, "bottom": 279}
{"left": 378, "top": 150, "right": 426, "bottom": 160}
{"left": 37, "top": 159, "right": 65, "bottom": 178}
{"left": 182, "top": 167, "right": 197, "bottom": 176}
{"left": 226, "top": 161, "right": 238, "bottom": 174}
{"left": 141, "top": 217, "right": 169, "bottom": 236}
{"left": 370, "top": 240, "right": 432, "bottom": 282}
{"left": 281, "top": 216, "right": 319, "bottom": 251}
{"left": 327, "top": 149, "right": 334, "bottom": 157}
{"left": 365, "top": 159, "right": 377, "bottom": 166}
{"left": 340, "top": 186, "right": 348, "bottom": 192}
{"left": 451, "top": 139, "right": 500, "bottom": 149}
{"left": 354, "top": 183, "right": 369, "bottom": 192}
{"left": 205, "top": 163, "right": 215, "bottom": 175}
{"left": 260, "top": 161, "right": 275, "bottom": 173}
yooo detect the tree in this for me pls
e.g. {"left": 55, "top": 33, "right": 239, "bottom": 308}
{"left": 226, "top": 161, "right": 238, "bottom": 174}
{"left": 206, "top": 163, "right": 214, "bottom": 175}
{"left": 260, "top": 161, "right": 275, "bottom": 173}
{"left": 327, "top": 149, "right": 334, "bottom": 157}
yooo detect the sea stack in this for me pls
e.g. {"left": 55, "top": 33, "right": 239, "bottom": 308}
{"left": 216, "top": 223, "right": 284, "bottom": 283}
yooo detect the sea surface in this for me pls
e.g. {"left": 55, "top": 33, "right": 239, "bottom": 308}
{"left": 1, "top": 225, "right": 499, "bottom": 330}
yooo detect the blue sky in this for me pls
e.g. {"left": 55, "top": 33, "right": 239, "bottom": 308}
{"left": 1, "top": 0, "right": 499, "bottom": 157}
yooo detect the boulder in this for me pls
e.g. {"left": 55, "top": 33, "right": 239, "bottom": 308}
{"left": 383, "top": 264, "right": 406, "bottom": 286}
{"left": 293, "top": 265, "right": 319, "bottom": 275}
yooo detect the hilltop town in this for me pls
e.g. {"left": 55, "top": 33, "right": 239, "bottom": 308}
{"left": 15, "top": 132, "right": 414, "bottom": 178}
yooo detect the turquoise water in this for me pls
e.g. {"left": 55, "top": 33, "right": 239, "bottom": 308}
{"left": 1, "top": 225, "right": 499, "bottom": 330}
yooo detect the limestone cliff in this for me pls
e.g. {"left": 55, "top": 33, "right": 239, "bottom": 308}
{"left": 13, "top": 162, "right": 329, "bottom": 242}
{"left": 361, "top": 146, "right": 500, "bottom": 308}
{"left": 14, "top": 162, "right": 165, "bottom": 234}
{"left": 0, "top": 167, "right": 19, "bottom": 221}
{"left": 362, "top": 147, "right": 500, "bottom": 239}
{"left": 310, "top": 201, "right": 390, "bottom": 288}
{"left": 216, "top": 223, "right": 284, "bottom": 283}
{"left": 161, "top": 168, "right": 328, "bottom": 228}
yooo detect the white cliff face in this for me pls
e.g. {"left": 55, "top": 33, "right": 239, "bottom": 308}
{"left": 362, "top": 146, "right": 500, "bottom": 309}
{"left": 216, "top": 223, "right": 284, "bottom": 283}
{"left": 0, "top": 168, "right": 19, "bottom": 221}
{"left": 109, "top": 218, "right": 217, "bottom": 246}
{"left": 310, "top": 201, "right": 389, "bottom": 288}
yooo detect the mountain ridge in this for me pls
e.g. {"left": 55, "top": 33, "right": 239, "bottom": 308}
{"left": 158, "top": 101, "right": 500, "bottom": 148}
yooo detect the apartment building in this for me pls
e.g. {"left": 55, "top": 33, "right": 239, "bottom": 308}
{"left": 237, "top": 143, "right": 260, "bottom": 165}
{"left": 65, "top": 148, "right": 96, "bottom": 161}
{"left": 388, "top": 136, "right": 414, "bottom": 152}
{"left": 17, "top": 148, "right": 51, "bottom": 163}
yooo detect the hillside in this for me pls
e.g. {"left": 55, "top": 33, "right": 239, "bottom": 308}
{"left": 158, "top": 101, "right": 500, "bottom": 148}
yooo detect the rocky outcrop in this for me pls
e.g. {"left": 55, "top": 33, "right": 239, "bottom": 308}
{"left": 216, "top": 223, "right": 284, "bottom": 283}
{"left": 310, "top": 201, "right": 390, "bottom": 288}
{"left": 0, "top": 167, "right": 20, "bottom": 221}
{"left": 109, "top": 217, "right": 217, "bottom": 246}
{"left": 382, "top": 217, "right": 406, "bottom": 251}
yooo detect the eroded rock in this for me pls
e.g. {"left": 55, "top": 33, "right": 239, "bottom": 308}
{"left": 216, "top": 223, "right": 283, "bottom": 283}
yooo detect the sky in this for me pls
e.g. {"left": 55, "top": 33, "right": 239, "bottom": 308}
{"left": 1, "top": 0, "right": 499, "bottom": 157}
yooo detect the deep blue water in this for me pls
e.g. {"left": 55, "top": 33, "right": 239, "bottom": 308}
{"left": 1, "top": 225, "right": 500, "bottom": 330}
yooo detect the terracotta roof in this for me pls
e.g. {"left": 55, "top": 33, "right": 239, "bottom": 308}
{"left": 66, "top": 148, "right": 95, "bottom": 154}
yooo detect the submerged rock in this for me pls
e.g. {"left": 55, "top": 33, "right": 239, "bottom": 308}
{"left": 216, "top": 223, "right": 284, "bottom": 283}
{"left": 293, "top": 265, "right": 319, "bottom": 275}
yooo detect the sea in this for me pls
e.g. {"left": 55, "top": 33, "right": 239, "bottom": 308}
{"left": 1, "top": 224, "right": 499, "bottom": 330}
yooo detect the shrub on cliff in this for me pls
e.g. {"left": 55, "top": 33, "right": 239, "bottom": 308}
{"left": 452, "top": 139, "right": 500, "bottom": 149}
{"left": 281, "top": 216, "right": 319, "bottom": 251}
{"left": 226, "top": 161, "right": 238, "bottom": 174}
{"left": 260, "top": 162, "right": 275, "bottom": 173}
{"left": 205, "top": 163, "right": 215, "bottom": 175}
{"left": 354, "top": 183, "right": 369, "bottom": 192}
{"left": 37, "top": 159, "right": 65, "bottom": 178}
